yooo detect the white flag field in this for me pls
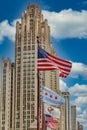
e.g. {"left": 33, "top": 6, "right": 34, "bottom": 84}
{"left": 44, "top": 103, "right": 60, "bottom": 119}
{"left": 41, "top": 87, "right": 65, "bottom": 106}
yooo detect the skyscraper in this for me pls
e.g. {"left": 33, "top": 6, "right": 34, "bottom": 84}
{"left": 71, "top": 105, "right": 76, "bottom": 130}
{"left": 1, "top": 58, "right": 15, "bottom": 130}
{"left": 77, "top": 122, "right": 83, "bottom": 130}
{"left": 15, "top": 4, "right": 59, "bottom": 130}
{"left": 62, "top": 92, "right": 71, "bottom": 130}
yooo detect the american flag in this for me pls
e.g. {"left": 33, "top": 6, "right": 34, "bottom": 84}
{"left": 46, "top": 121, "right": 56, "bottom": 130}
{"left": 45, "top": 114, "right": 60, "bottom": 123}
{"left": 38, "top": 46, "right": 72, "bottom": 78}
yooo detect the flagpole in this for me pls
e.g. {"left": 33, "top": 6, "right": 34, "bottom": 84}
{"left": 37, "top": 36, "right": 40, "bottom": 130}
{"left": 37, "top": 70, "right": 40, "bottom": 130}
{"left": 37, "top": 36, "right": 45, "bottom": 130}
{"left": 42, "top": 102, "right": 45, "bottom": 130}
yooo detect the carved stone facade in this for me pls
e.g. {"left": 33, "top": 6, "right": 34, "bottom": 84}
{"left": 0, "top": 4, "right": 66, "bottom": 130}
{"left": 15, "top": 4, "right": 59, "bottom": 130}
{"left": 1, "top": 58, "right": 15, "bottom": 130}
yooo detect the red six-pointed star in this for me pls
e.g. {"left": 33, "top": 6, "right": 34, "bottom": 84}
{"left": 45, "top": 92, "right": 48, "bottom": 95}
{"left": 50, "top": 95, "right": 53, "bottom": 98}
{"left": 55, "top": 96, "right": 58, "bottom": 99}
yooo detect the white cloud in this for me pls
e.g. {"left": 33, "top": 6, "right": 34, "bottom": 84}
{"left": 84, "top": 124, "right": 87, "bottom": 130}
{"left": 71, "top": 97, "right": 87, "bottom": 130}
{"left": 1, "top": 9, "right": 87, "bottom": 42}
{"left": 59, "top": 79, "right": 68, "bottom": 92}
{"left": 76, "top": 106, "right": 82, "bottom": 114}
{"left": 42, "top": 9, "right": 87, "bottom": 39}
{"left": 0, "top": 19, "right": 20, "bottom": 42}
{"left": 58, "top": 77, "right": 86, "bottom": 127}
{"left": 59, "top": 79, "right": 87, "bottom": 126}
{"left": 77, "top": 109, "right": 87, "bottom": 130}
{"left": 71, "top": 99, "right": 87, "bottom": 130}
{"left": 0, "top": 20, "right": 15, "bottom": 42}
{"left": 70, "top": 62, "right": 87, "bottom": 79}
{"left": 69, "top": 81, "right": 87, "bottom": 130}
{"left": 69, "top": 83, "right": 87, "bottom": 96}
{"left": 69, "top": 83, "right": 87, "bottom": 107}
{"left": 72, "top": 96, "right": 87, "bottom": 107}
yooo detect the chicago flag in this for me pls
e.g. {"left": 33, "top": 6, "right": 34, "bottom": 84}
{"left": 41, "top": 87, "right": 65, "bottom": 106}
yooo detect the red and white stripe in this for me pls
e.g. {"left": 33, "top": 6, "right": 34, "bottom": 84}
{"left": 45, "top": 116, "right": 60, "bottom": 123}
{"left": 46, "top": 122, "right": 56, "bottom": 129}
{"left": 38, "top": 54, "right": 72, "bottom": 78}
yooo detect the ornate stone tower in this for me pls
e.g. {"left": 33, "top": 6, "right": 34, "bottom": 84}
{"left": 15, "top": 4, "right": 59, "bottom": 130}
{"left": 1, "top": 58, "right": 15, "bottom": 130}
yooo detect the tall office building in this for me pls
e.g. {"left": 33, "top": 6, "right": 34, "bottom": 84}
{"left": 77, "top": 122, "right": 83, "bottom": 130}
{"left": 15, "top": 4, "right": 59, "bottom": 130}
{"left": 1, "top": 58, "right": 15, "bottom": 130}
{"left": 71, "top": 106, "right": 76, "bottom": 130}
{"left": 59, "top": 101, "right": 65, "bottom": 130}
{"left": 62, "top": 92, "right": 71, "bottom": 130}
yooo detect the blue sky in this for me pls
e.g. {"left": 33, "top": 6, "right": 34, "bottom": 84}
{"left": 0, "top": 0, "right": 87, "bottom": 129}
